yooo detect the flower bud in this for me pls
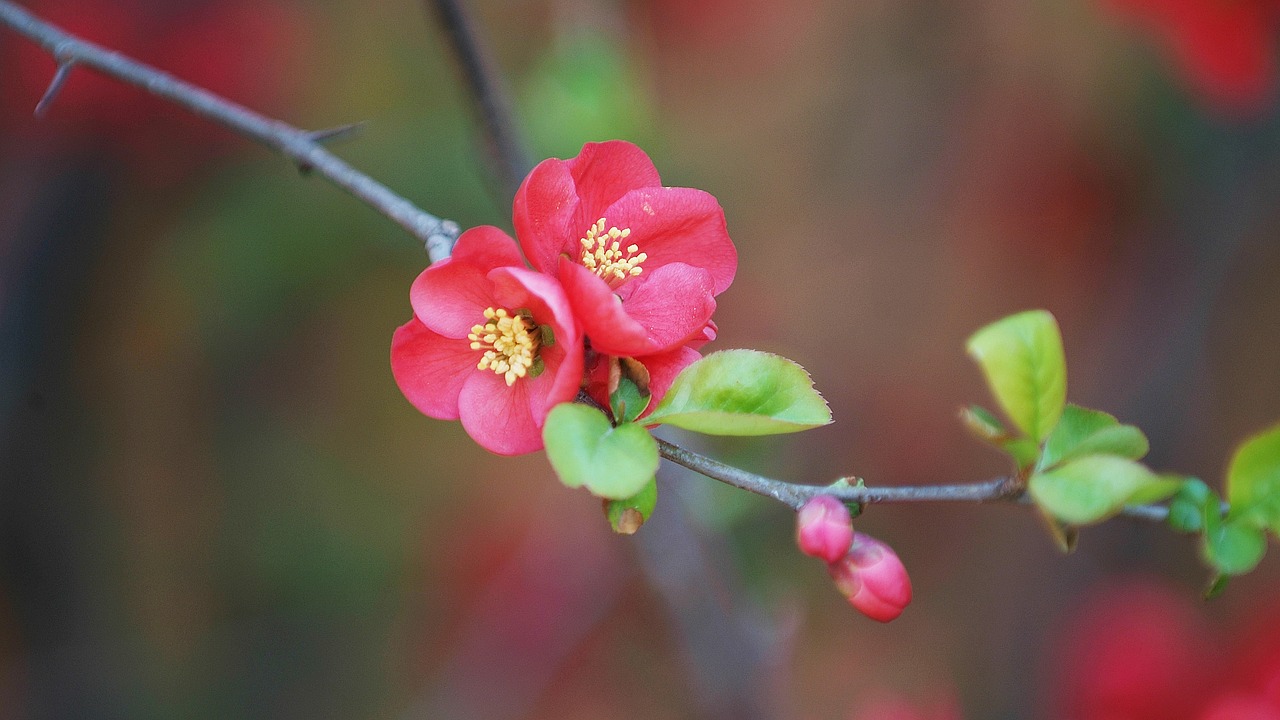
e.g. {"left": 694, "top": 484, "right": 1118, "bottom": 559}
{"left": 796, "top": 495, "right": 854, "bottom": 563}
{"left": 828, "top": 532, "right": 912, "bottom": 622}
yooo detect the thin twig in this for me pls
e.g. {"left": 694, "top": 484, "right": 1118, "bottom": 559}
{"left": 426, "top": 0, "right": 534, "bottom": 202}
{"left": 0, "top": 0, "right": 459, "bottom": 262}
{"left": 657, "top": 437, "right": 1179, "bottom": 524}
{"left": 657, "top": 437, "right": 1020, "bottom": 511}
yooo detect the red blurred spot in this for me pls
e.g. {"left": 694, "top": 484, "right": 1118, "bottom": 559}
{"left": 1052, "top": 580, "right": 1220, "bottom": 720}
{"left": 1200, "top": 693, "right": 1280, "bottom": 720}
{"left": 1099, "top": 0, "right": 1279, "bottom": 114}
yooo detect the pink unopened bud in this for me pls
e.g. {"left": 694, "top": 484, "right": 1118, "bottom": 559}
{"left": 828, "top": 532, "right": 912, "bottom": 622}
{"left": 796, "top": 495, "right": 854, "bottom": 563}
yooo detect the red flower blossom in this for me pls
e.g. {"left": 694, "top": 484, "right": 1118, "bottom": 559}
{"left": 391, "top": 226, "right": 583, "bottom": 456}
{"left": 513, "top": 140, "right": 737, "bottom": 357}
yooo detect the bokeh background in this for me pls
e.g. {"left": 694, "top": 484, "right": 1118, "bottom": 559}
{"left": 2, "top": 0, "right": 1280, "bottom": 718}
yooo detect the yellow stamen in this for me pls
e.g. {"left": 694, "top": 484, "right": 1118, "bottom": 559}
{"left": 579, "top": 217, "right": 646, "bottom": 286}
{"left": 467, "top": 307, "right": 540, "bottom": 386}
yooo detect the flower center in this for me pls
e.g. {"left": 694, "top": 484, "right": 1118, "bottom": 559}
{"left": 468, "top": 307, "right": 540, "bottom": 386}
{"left": 579, "top": 217, "right": 646, "bottom": 286}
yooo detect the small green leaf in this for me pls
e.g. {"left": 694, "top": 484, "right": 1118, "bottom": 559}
{"left": 1029, "top": 455, "right": 1162, "bottom": 525}
{"left": 610, "top": 376, "right": 650, "bottom": 425}
{"left": 604, "top": 478, "right": 657, "bottom": 534}
{"left": 1204, "top": 574, "right": 1229, "bottom": 600}
{"left": 1203, "top": 518, "right": 1267, "bottom": 576}
{"left": 1125, "top": 473, "right": 1183, "bottom": 506}
{"left": 1034, "top": 505, "right": 1080, "bottom": 553}
{"left": 1005, "top": 439, "right": 1041, "bottom": 471}
{"left": 959, "top": 406, "right": 1039, "bottom": 469}
{"left": 966, "top": 310, "right": 1067, "bottom": 442}
{"left": 1167, "top": 478, "right": 1211, "bottom": 533}
{"left": 644, "top": 350, "right": 831, "bottom": 435}
{"left": 543, "top": 404, "right": 659, "bottom": 499}
{"left": 1040, "top": 404, "right": 1149, "bottom": 470}
{"left": 959, "top": 405, "right": 1006, "bottom": 442}
{"left": 1225, "top": 422, "right": 1280, "bottom": 528}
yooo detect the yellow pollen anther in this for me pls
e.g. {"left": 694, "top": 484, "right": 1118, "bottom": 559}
{"left": 467, "top": 307, "right": 540, "bottom": 386}
{"left": 579, "top": 217, "right": 645, "bottom": 285}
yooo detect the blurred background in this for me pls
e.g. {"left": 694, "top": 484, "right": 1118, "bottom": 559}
{"left": 2, "top": 0, "right": 1280, "bottom": 718}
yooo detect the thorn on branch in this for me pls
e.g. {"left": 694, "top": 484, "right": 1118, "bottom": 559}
{"left": 308, "top": 121, "right": 366, "bottom": 145}
{"left": 34, "top": 59, "right": 74, "bottom": 117}
{"left": 297, "top": 122, "right": 368, "bottom": 175}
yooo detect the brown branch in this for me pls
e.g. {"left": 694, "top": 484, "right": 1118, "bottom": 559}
{"left": 656, "top": 437, "right": 1178, "bottom": 524}
{"left": 425, "top": 0, "right": 533, "bottom": 203}
{"left": 0, "top": 0, "right": 459, "bottom": 262}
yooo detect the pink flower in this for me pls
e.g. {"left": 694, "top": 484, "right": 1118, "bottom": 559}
{"left": 796, "top": 495, "right": 854, "bottom": 563}
{"left": 391, "top": 226, "right": 583, "bottom": 456}
{"left": 828, "top": 532, "right": 912, "bottom": 623}
{"left": 513, "top": 140, "right": 737, "bottom": 357}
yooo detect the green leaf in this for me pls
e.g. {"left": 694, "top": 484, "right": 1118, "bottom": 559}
{"left": 1005, "top": 440, "right": 1041, "bottom": 470}
{"left": 1203, "top": 518, "right": 1267, "bottom": 576}
{"left": 1204, "top": 574, "right": 1229, "bottom": 600}
{"left": 966, "top": 310, "right": 1067, "bottom": 442}
{"left": 604, "top": 478, "right": 658, "bottom": 534}
{"left": 959, "top": 405, "right": 1006, "bottom": 442}
{"left": 959, "top": 405, "right": 1039, "bottom": 469}
{"left": 1167, "top": 478, "right": 1211, "bottom": 534}
{"left": 644, "top": 350, "right": 831, "bottom": 436}
{"left": 610, "top": 376, "right": 651, "bottom": 425}
{"left": 1034, "top": 505, "right": 1080, "bottom": 553}
{"left": 1029, "top": 455, "right": 1162, "bottom": 525}
{"left": 543, "top": 404, "right": 659, "bottom": 500}
{"left": 1225, "top": 422, "right": 1280, "bottom": 529}
{"left": 1040, "top": 404, "right": 1149, "bottom": 470}
{"left": 1125, "top": 473, "right": 1184, "bottom": 506}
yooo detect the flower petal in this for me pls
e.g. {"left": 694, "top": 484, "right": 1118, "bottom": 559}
{"left": 513, "top": 141, "right": 662, "bottom": 273}
{"left": 458, "top": 370, "right": 544, "bottom": 456}
{"left": 689, "top": 319, "right": 718, "bottom": 349}
{"left": 410, "top": 226, "right": 526, "bottom": 339}
{"left": 560, "top": 259, "right": 717, "bottom": 356}
{"left": 513, "top": 158, "right": 580, "bottom": 273}
{"left": 564, "top": 140, "right": 662, "bottom": 224}
{"left": 450, "top": 225, "right": 526, "bottom": 269}
{"left": 390, "top": 318, "right": 478, "bottom": 420}
{"left": 524, "top": 340, "right": 582, "bottom": 422}
{"left": 484, "top": 266, "right": 584, "bottom": 422}
{"left": 487, "top": 266, "right": 581, "bottom": 351}
{"left": 637, "top": 345, "right": 703, "bottom": 411}
{"left": 557, "top": 260, "right": 650, "bottom": 355}
{"left": 602, "top": 186, "right": 736, "bottom": 294}
{"left": 615, "top": 263, "right": 718, "bottom": 351}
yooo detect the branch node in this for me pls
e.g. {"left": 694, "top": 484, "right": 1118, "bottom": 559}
{"left": 425, "top": 219, "right": 461, "bottom": 264}
{"left": 34, "top": 60, "right": 75, "bottom": 118}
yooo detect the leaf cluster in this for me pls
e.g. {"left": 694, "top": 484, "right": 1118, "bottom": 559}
{"left": 965, "top": 310, "right": 1280, "bottom": 589}
{"left": 543, "top": 350, "right": 831, "bottom": 530}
